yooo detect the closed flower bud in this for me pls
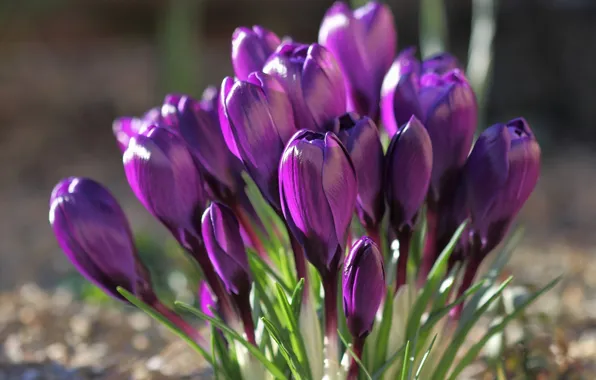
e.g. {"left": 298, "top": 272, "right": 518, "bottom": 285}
{"left": 421, "top": 52, "right": 461, "bottom": 75}
{"left": 201, "top": 203, "right": 252, "bottom": 296}
{"left": 263, "top": 42, "right": 346, "bottom": 133}
{"left": 49, "top": 177, "right": 154, "bottom": 303}
{"left": 112, "top": 108, "right": 161, "bottom": 153}
{"left": 160, "top": 90, "right": 246, "bottom": 203}
{"left": 221, "top": 72, "right": 297, "bottom": 210}
{"left": 335, "top": 113, "right": 385, "bottom": 229}
{"left": 319, "top": 1, "right": 396, "bottom": 121}
{"left": 232, "top": 25, "right": 281, "bottom": 81}
{"left": 279, "top": 130, "right": 357, "bottom": 276}
{"left": 385, "top": 116, "right": 433, "bottom": 230}
{"left": 465, "top": 118, "right": 541, "bottom": 253}
{"left": 343, "top": 237, "right": 385, "bottom": 338}
{"left": 123, "top": 126, "right": 207, "bottom": 245}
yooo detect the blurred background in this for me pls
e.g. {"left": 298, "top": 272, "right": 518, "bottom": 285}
{"left": 1, "top": 0, "right": 596, "bottom": 378}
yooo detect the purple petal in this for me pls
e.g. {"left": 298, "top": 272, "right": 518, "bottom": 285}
{"left": 219, "top": 76, "right": 241, "bottom": 160}
{"left": 232, "top": 25, "right": 281, "bottom": 81}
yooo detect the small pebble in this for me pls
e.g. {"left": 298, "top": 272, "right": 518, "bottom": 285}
{"left": 132, "top": 334, "right": 150, "bottom": 351}
{"left": 69, "top": 315, "right": 91, "bottom": 338}
{"left": 46, "top": 342, "right": 68, "bottom": 362}
{"left": 128, "top": 312, "right": 151, "bottom": 332}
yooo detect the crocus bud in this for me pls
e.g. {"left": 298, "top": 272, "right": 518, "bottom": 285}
{"left": 232, "top": 25, "right": 281, "bottom": 81}
{"left": 201, "top": 202, "right": 252, "bottom": 296}
{"left": 222, "top": 72, "right": 297, "bottom": 210}
{"left": 335, "top": 113, "right": 385, "bottom": 229}
{"left": 49, "top": 177, "right": 155, "bottom": 303}
{"left": 123, "top": 126, "right": 207, "bottom": 246}
{"left": 160, "top": 90, "right": 246, "bottom": 203}
{"left": 385, "top": 116, "right": 433, "bottom": 230}
{"left": 263, "top": 42, "right": 346, "bottom": 133}
{"left": 421, "top": 52, "right": 461, "bottom": 74}
{"left": 319, "top": 1, "right": 396, "bottom": 121}
{"left": 465, "top": 118, "right": 541, "bottom": 253}
{"left": 343, "top": 237, "right": 385, "bottom": 338}
{"left": 219, "top": 77, "right": 241, "bottom": 160}
{"left": 279, "top": 130, "right": 357, "bottom": 276}
{"left": 112, "top": 108, "right": 161, "bottom": 152}
{"left": 420, "top": 70, "right": 477, "bottom": 200}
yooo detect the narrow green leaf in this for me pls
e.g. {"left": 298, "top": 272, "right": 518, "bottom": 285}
{"left": 117, "top": 287, "right": 216, "bottom": 368}
{"left": 399, "top": 341, "right": 411, "bottom": 380}
{"left": 275, "top": 281, "right": 311, "bottom": 379}
{"left": 249, "top": 252, "right": 292, "bottom": 293}
{"left": 431, "top": 276, "right": 513, "bottom": 379}
{"left": 174, "top": 301, "right": 287, "bottom": 380}
{"left": 211, "top": 323, "right": 241, "bottom": 379}
{"left": 261, "top": 317, "right": 306, "bottom": 380}
{"left": 289, "top": 279, "right": 305, "bottom": 318}
{"left": 447, "top": 277, "right": 560, "bottom": 379}
{"left": 414, "top": 335, "right": 437, "bottom": 379}
{"left": 372, "top": 288, "right": 394, "bottom": 372}
{"left": 337, "top": 329, "right": 372, "bottom": 380}
{"left": 371, "top": 343, "right": 407, "bottom": 380}
{"left": 410, "top": 206, "right": 427, "bottom": 269}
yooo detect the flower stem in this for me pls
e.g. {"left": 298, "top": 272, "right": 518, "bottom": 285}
{"left": 395, "top": 227, "right": 412, "bottom": 293}
{"left": 187, "top": 237, "right": 236, "bottom": 322}
{"left": 233, "top": 293, "right": 257, "bottom": 346}
{"left": 365, "top": 225, "right": 382, "bottom": 251}
{"left": 234, "top": 204, "right": 269, "bottom": 262}
{"left": 323, "top": 271, "right": 340, "bottom": 380}
{"left": 418, "top": 207, "right": 438, "bottom": 286}
{"left": 287, "top": 223, "right": 308, "bottom": 288}
{"left": 449, "top": 257, "right": 481, "bottom": 320}
{"left": 152, "top": 300, "right": 206, "bottom": 346}
{"left": 347, "top": 336, "right": 366, "bottom": 380}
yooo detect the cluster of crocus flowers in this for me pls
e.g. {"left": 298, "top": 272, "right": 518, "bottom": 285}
{"left": 49, "top": 1, "right": 542, "bottom": 379}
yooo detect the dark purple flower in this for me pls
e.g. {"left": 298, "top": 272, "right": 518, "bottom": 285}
{"left": 382, "top": 52, "right": 476, "bottom": 199}
{"left": 263, "top": 42, "right": 346, "bottom": 133}
{"left": 279, "top": 130, "right": 357, "bottom": 276}
{"left": 232, "top": 25, "right": 281, "bottom": 81}
{"left": 123, "top": 126, "right": 207, "bottom": 245}
{"left": 335, "top": 113, "right": 384, "bottom": 229}
{"left": 422, "top": 52, "right": 461, "bottom": 74}
{"left": 49, "top": 177, "right": 154, "bottom": 303}
{"left": 465, "top": 118, "right": 541, "bottom": 253}
{"left": 221, "top": 72, "right": 297, "bottom": 210}
{"left": 202, "top": 202, "right": 252, "bottom": 296}
{"left": 112, "top": 108, "right": 160, "bottom": 152}
{"left": 319, "top": 1, "right": 396, "bottom": 121}
{"left": 343, "top": 237, "right": 385, "bottom": 338}
{"left": 385, "top": 116, "right": 433, "bottom": 230}
{"left": 160, "top": 90, "right": 246, "bottom": 204}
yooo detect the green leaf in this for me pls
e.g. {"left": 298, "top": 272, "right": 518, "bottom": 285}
{"left": 249, "top": 252, "right": 292, "bottom": 293}
{"left": 116, "top": 287, "right": 216, "bottom": 369}
{"left": 399, "top": 340, "right": 411, "bottom": 380}
{"left": 337, "top": 329, "right": 372, "bottom": 380}
{"left": 372, "top": 287, "right": 394, "bottom": 372}
{"left": 447, "top": 277, "right": 560, "bottom": 380}
{"left": 289, "top": 279, "right": 305, "bottom": 318}
{"left": 211, "top": 323, "right": 241, "bottom": 379}
{"left": 404, "top": 222, "right": 467, "bottom": 360}
{"left": 261, "top": 317, "right": 307, "bottom": 380}
{"left": 174, "top": 301, "right": 287, "bottom": 380}
{"left": 371, "top": 342, "right": 407, "bottom": 380}
{"left": 415, "top": 335, "right": 437, "bottom": 379}
{"left": 410, "top": 205, "right": 427, "bottom": 269}
{"left": 275, "top": 281, "right": 311, "bottom": 378}
{"left": 431, "top": 276, "right": 513, "bottom": 379}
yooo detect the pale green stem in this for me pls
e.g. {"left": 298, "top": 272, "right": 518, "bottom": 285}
{"left": 419, "top": 0, "right": 449, "bottom": 58}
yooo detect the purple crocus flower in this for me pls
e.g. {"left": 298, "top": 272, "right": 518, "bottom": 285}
{"left": 384, "top": 116, "right": 433, "bottom": 231}
{"left": 381, "top": 50, "right": 476, "bottom": 200}
{"left": 112, "top": 108, "right": 161, "bottom": 152}
{"left": 422, "top": 51, "right": 461, "bottom": 74}
{"left": 232, "top": 25, "right": 281, "bottom": 81}
{"left": 279, "top": 130, "right": 357, "bottom": 277}
{"left": 465, "top": 118, "right": 541, "bottom": 254}
{"left": 220, "top": 72, "right": 297, "bottom": 210}
{"left": 201, "top": 202, "right": 252, "bottom": 297}
{"left": 335, "top": 113, "right": 385, "bottom": 232}
{"left": 263, "top": 42, "right": 346, "bottom": 133}
{"left": 319, "top": 1, "right": 396, "bottom": 121}
{"left": 123, "top": 125, "right": 207, "bottom": 246}
{"left": 49, "top": 177, "right": 154, "bottom": 303}
{"left": 160, "top": 90, "right": 246, "bottom": 204}
{"left": 343, "top": 237, "right": 385, "bottom": 339}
